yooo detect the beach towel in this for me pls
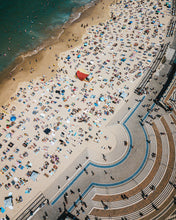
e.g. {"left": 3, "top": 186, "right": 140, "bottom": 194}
{"left": 0, "top": 207, "right": 5, "bottom": 213}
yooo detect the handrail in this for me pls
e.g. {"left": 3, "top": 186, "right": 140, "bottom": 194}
{"left": 15, "top": 193, "right": 46, "bottom": 220}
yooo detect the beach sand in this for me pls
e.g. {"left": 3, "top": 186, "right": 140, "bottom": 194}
{"left": 0, "top": 0, "right": 172, "bottom": 218}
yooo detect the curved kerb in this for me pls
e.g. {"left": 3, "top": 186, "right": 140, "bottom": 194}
{"left": 51, "top": 96, "right": 149, "bottom": 207}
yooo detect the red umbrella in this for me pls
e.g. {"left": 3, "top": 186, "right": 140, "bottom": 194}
{"left": 76, "top": 69, "right": 89, "bottom": 81}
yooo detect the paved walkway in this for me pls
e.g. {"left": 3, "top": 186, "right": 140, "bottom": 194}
{"left": 92, "top": 122, "right": 162, "bottom": 203}
{"left": 90, "top": 117, "right": 175, "bottom": 218}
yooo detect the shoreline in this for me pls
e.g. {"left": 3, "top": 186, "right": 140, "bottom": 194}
{"left": 0, "top": 0, "right": 96, "bottom": 75}
{"left": 0, "top": 0, "right": 113, "bottom": 107}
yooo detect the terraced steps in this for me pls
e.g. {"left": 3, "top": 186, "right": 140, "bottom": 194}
{"left": 87, "top": 117, "right": 175, "bottom": 219}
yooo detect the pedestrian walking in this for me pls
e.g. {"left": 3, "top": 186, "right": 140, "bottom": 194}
{"left": 44, "top": 211, "right": 48, "bottom": 217}
{"left": 46, "top": 199, "right": 50, "bottom": 205}
{"left": 81, "top": 207, "right": 85, "bottom": 213}
{"left": 70, "top": 189, "right": 75, "bottom": 194}
{"left": 110, "top": 176, "right": 114, "bottom": 180}
{"left": 84, "top": 168, "right": 88, "bottom": 175}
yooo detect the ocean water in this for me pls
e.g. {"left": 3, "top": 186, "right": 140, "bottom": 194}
{"left": 0, "top": 0, "right": 93, "bottom": 74}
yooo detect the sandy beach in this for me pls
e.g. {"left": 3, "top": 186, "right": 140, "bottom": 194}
{"left": 0, "top": 0, "right": 172, "bottom": 218}
{"left": 0, "top": 0, "right": 113, "bottom": 107}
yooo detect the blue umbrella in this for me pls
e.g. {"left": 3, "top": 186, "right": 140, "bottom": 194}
{"left": 4, "top": 196, "right": 13, "bottom": 208}
{"left": 77, "top": 54, "right": 81, "bottom": 58}
{"left": 121, "top": 57, "right": 126, "bottom": 62}
{"left": 30, "top": 171, "right": 39, "bottom": 181}
{"left": 66, "top": 55, "right": 71, "bottom": 60}
{"left": 99, "top": 97, "right": 105, "bottom": 101}
{"left": 10, "top": 116, "right": 16, "bottom": 122}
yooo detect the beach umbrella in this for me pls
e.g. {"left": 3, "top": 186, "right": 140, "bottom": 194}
{"left": 66, "top": 55, "right": 71, "bottom": 61}
{"left": 94, "top": 103, "right": 98, "bottom": 107}
{"left": 44, "top": 128, "right": 51, "bottom": 135}
{"left": 30, "top": 171, "right": 39, "bottom": 181}
{"left": 10, "top": 116, "right": 16, "bottom": 122}
{"left": 76, "top": 69, "right": 89, "bottom": 81}
{"left": 120, "top": 92, "right": 128, "bottom": 99}
{"left": 77, "top": 54, "right": 81, "bottom": 58}
{"left": 4, "top": 196, "right": 13, "bottom": 208}
{"left": 121, "top": 57, "right": 126, "bottom": 62}
{"left": 128, "top": 21, "right": 133, "bottom": 24}
{"left": 99, "top": 97, "right": 105, "bottom": 102}
{"left": 6, "top": 133, "right": 12, "bottom": 139}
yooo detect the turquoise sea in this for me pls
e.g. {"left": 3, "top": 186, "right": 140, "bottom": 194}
{"left": 0, "top": 0, "right": 94, "bottom": 74}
